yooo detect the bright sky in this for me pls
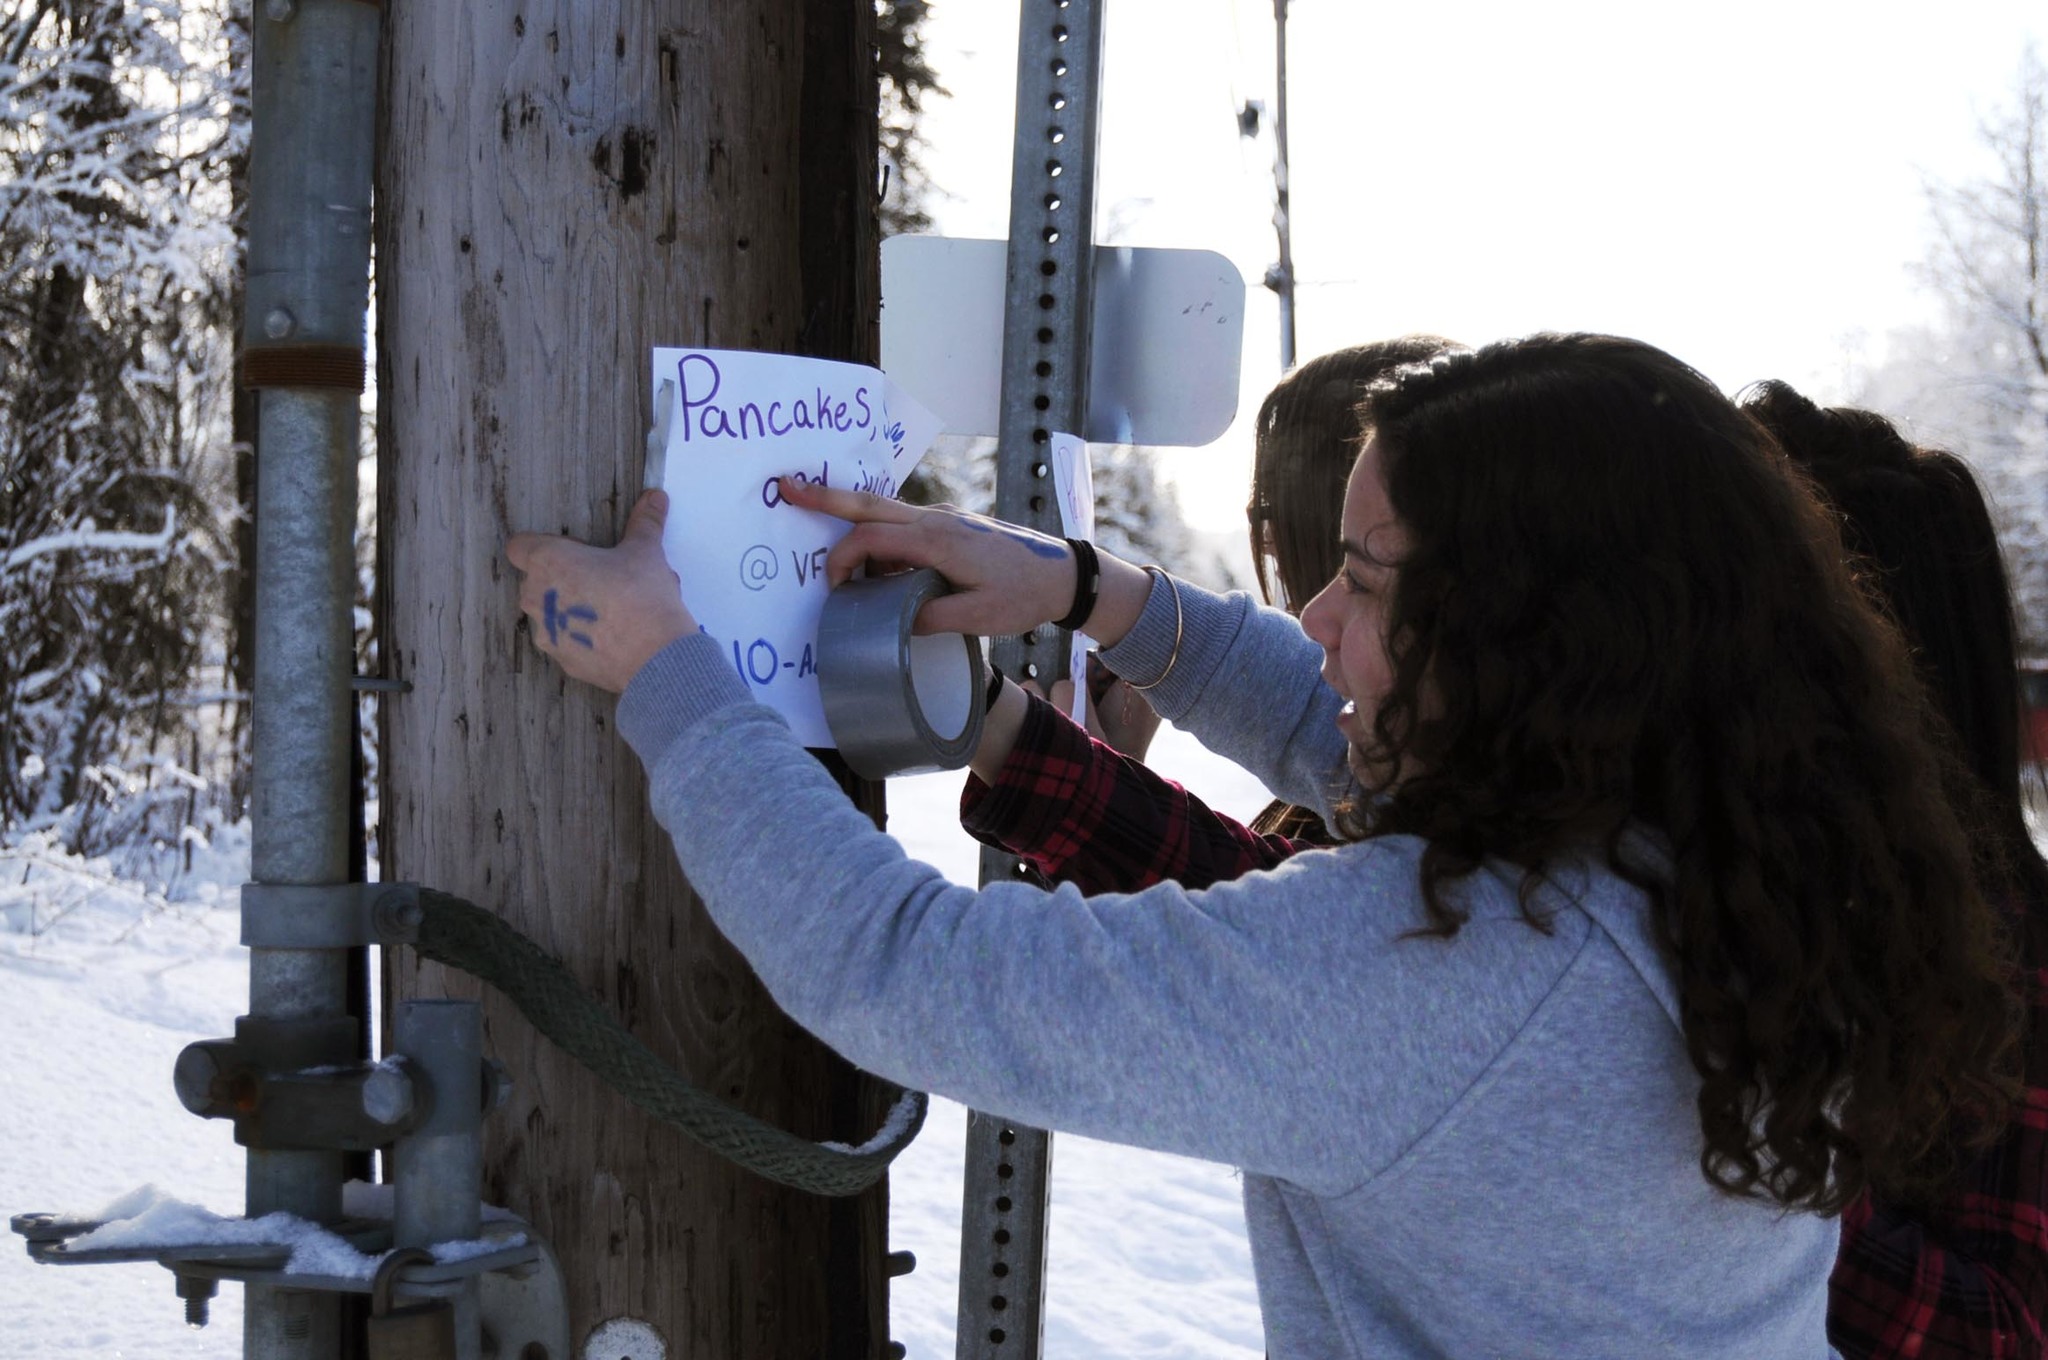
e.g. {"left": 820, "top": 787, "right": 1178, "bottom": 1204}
{"left": 913, "top": 0, "right": 2044, "bottom": 532}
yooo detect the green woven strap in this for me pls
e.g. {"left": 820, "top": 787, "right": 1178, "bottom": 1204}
{"left": 413, "top": 889, "right": 925, "bottom": 1197}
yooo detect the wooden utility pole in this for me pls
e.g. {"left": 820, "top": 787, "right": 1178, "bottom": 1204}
{"left": 375, "top": 4, "right": 891, "bottom": 1356}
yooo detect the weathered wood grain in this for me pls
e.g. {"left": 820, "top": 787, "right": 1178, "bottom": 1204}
{"left": 375, "top": 2, "right": 889, "bottom": 1354}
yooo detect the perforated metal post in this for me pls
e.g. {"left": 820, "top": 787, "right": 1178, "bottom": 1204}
{"left": 958, "top": 3, "right": 1107, "bottom": 1357}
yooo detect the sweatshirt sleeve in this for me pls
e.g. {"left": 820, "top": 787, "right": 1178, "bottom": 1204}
{"left": 616, "top": 631, "right": 1588, "bottom": 1196}
{"left": 1098, "top": 573, "right": 1358, "bottom": 824}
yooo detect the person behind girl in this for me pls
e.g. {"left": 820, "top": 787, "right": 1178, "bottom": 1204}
{"left": 1233, "top": 338, "right": 1438, "bottom": 835}
{"left": 1745, "top": 380, "right": 2048, "bottom": 1358}
{"left": 506, "top": 332, "right": 2018, "bottom": 1359}
{"left": 974, "top": 336, "right": 1455, "bottom": 889}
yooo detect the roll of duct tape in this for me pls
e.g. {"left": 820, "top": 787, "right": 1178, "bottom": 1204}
{"left": 817, "top": 569, "right": 986, "bottom": 779}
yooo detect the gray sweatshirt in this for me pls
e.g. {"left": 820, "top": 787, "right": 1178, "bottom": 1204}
{"left": 615, "top": 575, "right": 1838, "bottom": 1359}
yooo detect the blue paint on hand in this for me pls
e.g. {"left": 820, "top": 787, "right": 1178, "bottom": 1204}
{"left": 964, "top": 518, "right": 1068, "bottom": 559}
{"left": 542, "top": 588, "right": 600, "bottom": 649}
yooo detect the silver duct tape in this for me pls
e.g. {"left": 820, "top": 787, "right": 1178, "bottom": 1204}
{"left": 818, "top": 569, "right": 986, "bottom": 779}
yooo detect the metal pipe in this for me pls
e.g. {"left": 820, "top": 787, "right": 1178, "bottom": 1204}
{"left": 391, "top": 1002, "right": 483, "bottom": 1249}
{"left": 392, "top": 1001, "right": 484, "bottom": 1360}
{"left": 956, "top": 2, "right": 1108, "bottom": 1357}
{"left": 249, "top": 389, "right": 358, "bottom": 897}
{"left": 242, "top": 0, "right": 378, "bottom": 1354}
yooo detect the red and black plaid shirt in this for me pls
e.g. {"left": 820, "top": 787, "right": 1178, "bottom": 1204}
{"left": 963, "top": 690, "right": 2048, "bottom": 1356}
{"left": 1828, "top": 939, "right": 2048, "bottom": 1358}
{"left": 960, "top": 689, "right": 1312, "bottom": 893}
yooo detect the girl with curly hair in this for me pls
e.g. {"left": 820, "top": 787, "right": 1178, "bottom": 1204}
{"left": 507, "top": 332, "right": 2018, "bottom": 1359}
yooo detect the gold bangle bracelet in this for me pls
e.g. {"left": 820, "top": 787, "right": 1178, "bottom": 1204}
{"left": 1125, "top": 566, "right": 1184, "bottom": 692}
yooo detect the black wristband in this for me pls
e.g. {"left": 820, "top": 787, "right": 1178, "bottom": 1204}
{"left": 1055, "top": 537, "right": 1100, "bottom": 633}
{"left": 985, "top": 664, "right": 1006, "bottom": 712}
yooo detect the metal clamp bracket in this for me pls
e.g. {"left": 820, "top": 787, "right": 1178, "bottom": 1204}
{"left": 239, "top": 881, "right": 423, "bottom": 948}
{"left": 12, "top": 1207, "right": 569, "bottom": 1355}
{"left": 174, "top": 1041, "right": 431, "bottom": 1150}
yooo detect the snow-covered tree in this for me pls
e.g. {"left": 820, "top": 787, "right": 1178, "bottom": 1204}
{"left": 877, "top": 0, "right": 944, "bottom": 236}
{"left": 0, "top": 0, "right": 244, "bottom": 849}
{"left": 1090, "top": 442, "right": 1241, "bottom": 589}
{"left": 1856, "top": 47, "right": 2048, "bottom": 652}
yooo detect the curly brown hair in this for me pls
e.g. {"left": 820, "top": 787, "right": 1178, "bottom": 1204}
{"left": 1342, "top": 334, "right": 2019, "bottom": 1214}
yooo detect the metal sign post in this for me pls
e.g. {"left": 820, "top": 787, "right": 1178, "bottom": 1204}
{"left": 953, "top": 3, "right": 1107, "bottom": 1358}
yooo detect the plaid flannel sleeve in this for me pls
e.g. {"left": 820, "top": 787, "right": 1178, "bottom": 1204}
{"left": 1828, "top": 958, "right": 2048, "bottom": 1359}
{"left": 960, "top": 688, "right": 1309, "bottom": 895}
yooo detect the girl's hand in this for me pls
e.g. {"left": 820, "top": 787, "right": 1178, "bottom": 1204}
{"left": 778, "top": 477, "right": 1153, "bottom": 645}
{"left": 506, "top": 490, "right": 695, "bottom": 693}
{"left": 781, "top": 479, "right": 1075, "bottom": 636}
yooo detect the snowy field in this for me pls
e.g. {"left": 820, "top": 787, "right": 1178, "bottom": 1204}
{"left": 0, "top": 723, "right": 1273, "bottom": 1359}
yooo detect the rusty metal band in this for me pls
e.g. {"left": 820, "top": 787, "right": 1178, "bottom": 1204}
{"left": 242, "top": 346, "right": 367, "bottom": 392}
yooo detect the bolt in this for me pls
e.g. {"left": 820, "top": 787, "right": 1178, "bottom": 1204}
{"left": 264, "top": 0, "right": 296, "bottom": 22}
{"left": 176, "top": 1273, "right": 216, "bottom": 1329}
{"left": 372, "top": 888, "right": 423, "bottom": 942}
{"left": 362, "top": 1059, "right": 416, "bottom": 1126}
{"left": 583, "top": 1318, "right": 667, "bottom": 1360}
{"left": 262, "top": 306, "right": 295, "bottom": 339}
{"left": 13, "top": 1213, "right": 57, "bottom": 1241}
{"left": 374, "top": 889, "right": 425, "bottom": 942}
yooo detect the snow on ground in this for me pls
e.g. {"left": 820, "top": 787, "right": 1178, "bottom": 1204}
{"left": 0, "top": 723, "right": 1272, "bottom": 1358}
{"left": 0, "top": 827, "right": 257, "bottom": 1358}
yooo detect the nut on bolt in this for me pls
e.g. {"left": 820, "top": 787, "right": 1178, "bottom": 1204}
{"left": 361, "top": 1058, "right": 416, "bottom": 1126}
